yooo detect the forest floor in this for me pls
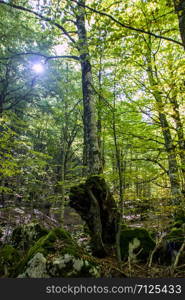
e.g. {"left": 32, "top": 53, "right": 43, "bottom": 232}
{"left": 0, "top": 205, "right": 185, "bottom": 278}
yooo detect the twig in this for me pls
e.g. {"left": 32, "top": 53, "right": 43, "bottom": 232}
{"left": 148, "top": 232, "right": 166, "bottom": 268}
{"left": 173, "top": 241, "right": 185, "bottom": 269}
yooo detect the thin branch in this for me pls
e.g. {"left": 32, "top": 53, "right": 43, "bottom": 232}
{"left": 0, "top": 51, "right": 79, "bottom": 62}
{"left": 131, "top": 157, "right": 168, "bottom": 173}
{"left": 134, "top": 171, "right": 166, "bottom": 185}
{"left": 0, "top": 0, "right": 76, "bottom": 44}
{"left": 148, "top": 232, "right": 167, "bottom": 268}
{"left": 71, "top": 0, "right": 183, "bottom": 47}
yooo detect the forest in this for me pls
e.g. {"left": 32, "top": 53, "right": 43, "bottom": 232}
{"left": 0, "top": 0, "right": 185, "bottom": 278}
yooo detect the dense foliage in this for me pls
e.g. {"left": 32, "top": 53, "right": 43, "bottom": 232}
{"left": 0, "top": 0, "right": 184, "bottom": 278}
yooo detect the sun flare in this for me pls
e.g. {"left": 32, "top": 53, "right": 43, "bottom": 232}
{"left": 32, "top": 63, "right": 44, "bottom": 73}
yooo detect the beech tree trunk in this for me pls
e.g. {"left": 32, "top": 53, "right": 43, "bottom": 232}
{"left": 146, "top": 37, "right": 182, "bottom": 205}
{"left": 169, "top": 94, "right": 185, "bottom": 190}
{"left": 76, "top": 0, "right": 102, "bottom": 175}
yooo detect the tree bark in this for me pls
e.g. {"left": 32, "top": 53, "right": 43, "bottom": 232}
{"left": 112, "top": 81, "right": 125, "bottom": 262}
{"left": 146, "top": 38, "right": 182, "bottom": 205}
{"left": 69, "top": 175, "right": 119, "bottom": 257}
{"left": 169, "top": 93, "right": 185, "bottom": 190}
{"left": 75, "top": 0, "right": 102, "bottom": 175}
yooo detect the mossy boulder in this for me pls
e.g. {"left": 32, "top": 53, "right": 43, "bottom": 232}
{"left": 17, "top": 253, "right": 49, "bottom": 278}
{"left": 174, "top": 211, "right": 185, "bottom": 223}
{"left": 153, "top": 226, "right": 185, "bottom": 266}
{"left": 26, "top": 227, "right": 77, "bottom": 259}
{"left": 16, "top": 228, "right": 100, "bottom": 278}
{"left": 120, "top": 227, "right": 155, "bottom": 262}
{"left": 0, "top": 245, "right": 20, "bottom": 277}
{"left": 11, "top": 223, "right": 48, "bottom": 250}
{"left": 166, "top": 227, "right": 184, "bottom": 246}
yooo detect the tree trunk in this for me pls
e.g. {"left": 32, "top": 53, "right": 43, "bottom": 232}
{"left": 169, "top": 93, "right": 185, "bottom": 189}
{"left": 69, "top": 175, "right": 119, "bottom": 257}
{"left": 157, "top": 110, "right": 182, "bottom": 205}
{"left": 146, "top": 38, "right": 182, "bottom": 205}
{"left": 76, "top": 0, "right": 102, "bottom": 175}
{"left": 112, "top": 82, "right": 125, "bottom": 262}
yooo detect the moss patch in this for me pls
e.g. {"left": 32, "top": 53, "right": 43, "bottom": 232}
{"left": 166, "top": 227, "right": 184, "bottom": 248}
{"left": 12, "top": 223, "right": 48, "bottom": 250}
{"left": 120, "top": 228, "right": 155, "bottom": 262}
{"left": 15, "top": 228, "right": 83, "bottom": 276}
{"left": 16, "top": 228, "right": 100, "bottom": 278}
{"left": 0, "top": 245, "right": 20, "bottom": 277}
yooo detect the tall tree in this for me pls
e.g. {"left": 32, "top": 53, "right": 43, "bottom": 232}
{"left": 75, "top": 0, "right": 102, "bottom": 174}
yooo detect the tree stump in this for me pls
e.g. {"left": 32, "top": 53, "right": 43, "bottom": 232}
{"left": 69, "top": 176, "right": 119, "bottom": 257}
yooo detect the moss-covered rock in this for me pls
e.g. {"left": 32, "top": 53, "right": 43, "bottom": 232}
{"left": 174, "top": 211, "right": 185, "bottom": 223}
{"left": 120, "top": 227, "right": 155, "bottom": 262}
{"left": 166, "top": 227, "right": 184, "bottom": 246}
{"left": 18, "top": 253, "right": 49, "bottom": 278}
{"left": 11, "top": 223, "right": 48, "bottom": 250}
{"left": 0, "top": 245, "right": 20, "bottom": 277}
{"left": 16, "top": 228, "right": 100, "bottom": 278}
{"left": 153, "top": 226, "right": 185, "bottom": 266}
{"left": 26, "top": 228, "right": 78, "bottom": 260}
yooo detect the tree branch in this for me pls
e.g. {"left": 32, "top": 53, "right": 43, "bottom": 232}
{"left": 131, "top": 157, "right": 168, "bottom": 174}
{"left": 71, "top": 0, "right": 183, "bottom": 47}
{"left": 0, "top": 51, "right": 79, "bottom": 62}
{"left": 0, "top": 0, "right": 76, "bottom": 45}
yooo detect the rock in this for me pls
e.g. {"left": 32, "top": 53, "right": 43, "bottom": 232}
{"left": 153, "top": 226, "right": 185, "bottom": 265}
{"left": 17, "top": 253, "right": 49, "bottom": 278}
{"left": 16, "top": 228, "right": 100, "bottom": 278}
{"left": 0, "top": 245, "right": 20, "bottom": 277}
{"left": 167, "top": 227, "right": 184, "bottom": 245}
{"left": 120, "top": 227, "right": 155, "bottom": 262}
{"left": 11, "top": 223, "right": 48, "bottom": 250}
{"left": 173, "top": 215, "right": 185, "bottom": 229}
{"left": 47, "top": 254, "right": 100, "bottom": 277}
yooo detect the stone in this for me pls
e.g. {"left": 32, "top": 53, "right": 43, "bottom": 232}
{"left": 120, "top": 227, "right": 155, "bottom": 262}
{"left": 16, "top": 228, "right": 100, "bottom": 278}
{"left": 11, "top": 222, "right": 48, "bottom": 250}
{"left": 0, "top": 245, "right": 20, "bottom": 277}
{"left": 18, "top": 253, "right": 49, "bottom": 278}
{"left": 153, "top": 225, "right": 185, "bottom": 266}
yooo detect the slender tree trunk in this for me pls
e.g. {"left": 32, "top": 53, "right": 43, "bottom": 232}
{"left": 157, "top": 110, "right": 182, "bottom": 204}
{"left": 76, "top": 0, "right": 102, "bottom": 175}
{"left": 97, "top": 55, "right": 103, "bottom": 166}
{"left": 146, "top": 38, "right": 182, "bottom": 205}
{"left": 59, "top": 147, "right": 65, "bottom": 226}
{"left": 112, "top": 82, "right": 125, "bottom": 262}
{"left": 169, "top": 94, "right": 185, "bottom": 189}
